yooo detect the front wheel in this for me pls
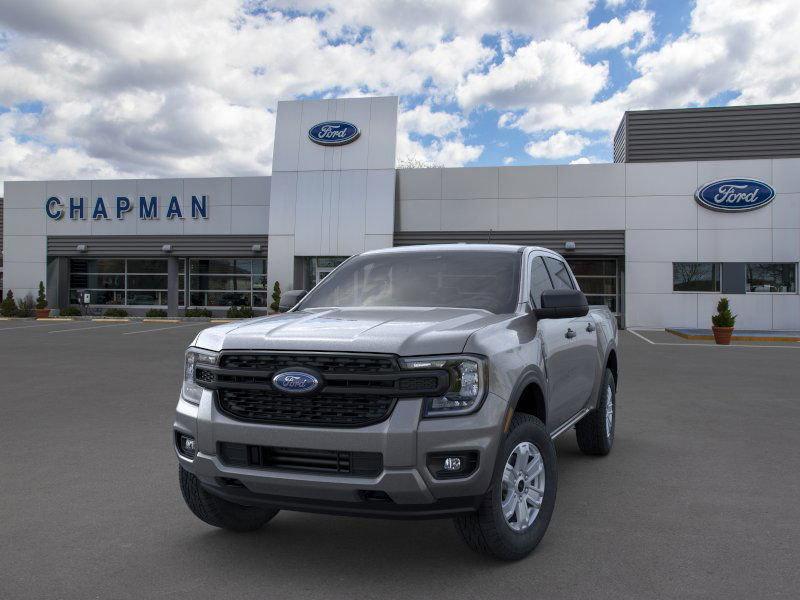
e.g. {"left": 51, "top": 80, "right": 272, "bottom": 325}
{"left": 454, "top": 414, "right": 557, "bottom": 560}
{"left": 179, "top": 467, "right": 279, "bottom": 532}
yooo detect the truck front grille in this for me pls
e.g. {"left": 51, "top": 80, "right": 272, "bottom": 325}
{"left": 217, "top": 388, "right": 396, "bottom": 427}
{"left": 218, "top": 442, "right": 383, "bottom": 477}
{"left": 201, "top": 352, "right": 447, "bottom": 428}
{"left": 219, "top": 353, "right": 396, "bottom": 374}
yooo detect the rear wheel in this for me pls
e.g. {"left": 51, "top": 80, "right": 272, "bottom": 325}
{"left": 576, "top": 368, "right": 616, "bottom": 456}
{"left": 454, "top": 414, "right": 557, "bottom": 560}
{"left": 179, "top": 467, "right": 279, "bottom": 532}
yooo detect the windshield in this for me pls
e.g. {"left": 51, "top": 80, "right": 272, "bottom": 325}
{"left": 297, "top": 250, "right": 522, "bottom": 314}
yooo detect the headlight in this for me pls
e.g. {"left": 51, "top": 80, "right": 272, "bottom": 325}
{"left": 399, "top": 355, "right": 487, "bottom": 417}
{"left": 182, "top": 348, "right": 219, "bottom": 404}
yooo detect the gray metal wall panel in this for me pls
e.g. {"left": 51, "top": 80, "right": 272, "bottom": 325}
{"left": 721, "top": 262, "right": 746, "bottom": 294}
{"left": 393, "top": 230, "right": 624, "bottom": 256}
{"left": 0, "top": 198, "right": 3, "bottom": 269}
{"left": 47, "top": 235, "right": 268, "bottom": 257}
{"left": 614, "top": 103, "right": 800, "bottom": 162}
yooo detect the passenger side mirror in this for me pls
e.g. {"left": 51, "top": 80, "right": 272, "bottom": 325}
{"left": 278, "top": 290, "right": 308, "bottom": 312}
{"left": 534, "top": 289, "right": 589, "bottom": 319}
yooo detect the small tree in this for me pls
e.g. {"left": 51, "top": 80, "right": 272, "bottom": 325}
{"left": 36, "top": 281, "right": 47, "bottom": 310}
{"left": 1, "top": 290, "right": 17, "bottom": 317}
{"left": 270, "top": 281, "right": 282, "bottom": 313}
{"left": 16, "top": 293, "right": 36, "bottom": 317}
{"left": 711, "top": 297, "right": 736, "bottom": 328}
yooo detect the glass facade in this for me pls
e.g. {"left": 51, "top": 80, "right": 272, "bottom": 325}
{"left": 188, "top": 258, "right": 269, "bottom": 307}
{"left": 69, "top": 258, "right": 185, "bottom": 306}
{"left": 673, "top": 263, "right": 721, "bottom": 292}
{"left": 567, "top": 259, "right": 619, "bottom": 313}
{"left": 69, "top": 257, "right": 270, "bottom": 308}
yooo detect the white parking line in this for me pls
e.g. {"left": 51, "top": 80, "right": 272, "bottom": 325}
{"left": 47, "top": 322, "right": 136, "bottom": 334}
{"left": 624, "top": 329, "right": 800, "bottom": 349}
{"left": 0, "top": 322, "right": 82, "bottom": 332}
{"left": 626, "top": 329, "right": 655, "bottom": 344}
{"left": 123, "top": 323, "right": 205, "bottom": 335}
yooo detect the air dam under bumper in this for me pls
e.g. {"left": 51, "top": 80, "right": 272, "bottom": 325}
{"left": 174, "top": 389, "right": 507, "bottom": 518}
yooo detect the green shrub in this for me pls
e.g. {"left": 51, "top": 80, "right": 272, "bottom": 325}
{"left": 1, "top": 290, "right": 17, "bottom": 317}
{"left": 270, "top": 281, "right": 281, "bottom": 313}
{"left": 145, "top": 309, "right": 168, "bottom": 318}
{"left": 711, "top": 297, "right": 736, "bottom": 328}
{"left": 36, "top": 281, "right": 47, "bottom": 310}
{"left": 104, "top": 308, "right": 129, "bottom": 318}
{"left": 185, "top": 308, "right": 212, "bottom": 318}
{"left": 61, "top": 307, "right": 82, "bottom": 317}
{"left": 16, "top": 294, "right": 36, "bottom": 317}
{"left": 227, "top": 305, "right": 254, "bottom": 318}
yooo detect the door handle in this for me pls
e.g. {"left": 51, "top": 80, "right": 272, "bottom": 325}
{"left": 586, "top": 322, "right": 596, "bottom": 333}
{"left": 565, "top": 328, "right": 576, "bottom": 339}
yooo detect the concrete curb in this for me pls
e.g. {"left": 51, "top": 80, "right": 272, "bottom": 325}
{"left": 666, "top": 328, "right": 800, "bottom": 343}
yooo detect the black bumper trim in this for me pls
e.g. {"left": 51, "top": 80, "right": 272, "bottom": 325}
{"left": 201, "top": 481, "right": 482, "bottom": 520}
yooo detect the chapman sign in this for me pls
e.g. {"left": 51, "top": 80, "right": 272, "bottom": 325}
{"left": 308, "top": 121, "right": 360, "bottom": 146}
{"left": 695, "top": 179, "right": 775, "bottom": 212}
{"left": 45, "top": 195, "right": 209, "bottom": 220}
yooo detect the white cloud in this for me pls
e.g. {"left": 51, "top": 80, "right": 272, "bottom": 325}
{"left": 398, "top": 104, "right": 466, "bottom": 137}
{"left": 503, "top": 156, "right": 515, "bottom": 165}
{"left": 569, "top": 157, "right": 592, "bottom": 164}
{"left": 525, "top": 130, "right": 589, "bottom": 159}
{"left": 458, "top": 40, "right": 608, "bottom": 110}
{"left": 572, "top": 10, "right": 653, "bottom": 52}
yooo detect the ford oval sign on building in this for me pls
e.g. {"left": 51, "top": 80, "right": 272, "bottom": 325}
{"left": 695, "top": 179, "right": 775, "bottom": 212}
{"left": 308, "top": 121, "right": 360, "bottom": 146}
{"left": 272, "top": 370, "right": 320, "bottom": 394}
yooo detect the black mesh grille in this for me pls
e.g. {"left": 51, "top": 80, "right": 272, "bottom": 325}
{"left": 218, "top": 442, "right": 383, "bottom": 477}
{"left": 219, "top": 353, "right": 396, "bottom": 374}
{"left": 217, "top": 388, "right": 396, "bottom": 427}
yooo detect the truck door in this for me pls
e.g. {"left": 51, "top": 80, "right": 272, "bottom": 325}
{"left": 530, "top": 256, "right": 573, "bottom": 430}
{"left": 540, "top": 256, "right": 598, "bottom": 426}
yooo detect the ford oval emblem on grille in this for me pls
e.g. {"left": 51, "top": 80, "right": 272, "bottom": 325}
{"left": 272, "top": 370, "right": 320, "bottom": 394}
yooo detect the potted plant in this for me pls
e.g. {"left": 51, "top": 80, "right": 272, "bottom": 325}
{"left": 711, "top": 297, "right": 736, "bottom": 345}
{"left": 35, "top": 281, "right": 50, "bottom": 318}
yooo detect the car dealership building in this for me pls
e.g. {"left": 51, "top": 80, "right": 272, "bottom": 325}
{"left": 2, "top": 97, "right": 799, "bottom": 329}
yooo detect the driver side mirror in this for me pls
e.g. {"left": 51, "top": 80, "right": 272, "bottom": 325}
{"left": 534, "top": 289, "right": 589, "bottom": 319}
{"left": 278, "top": 290, "right": 308, "bottom": 312}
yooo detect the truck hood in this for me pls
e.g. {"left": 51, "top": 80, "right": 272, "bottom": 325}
{"left": 193, "top": 307, "right": 507, "bottom": 356}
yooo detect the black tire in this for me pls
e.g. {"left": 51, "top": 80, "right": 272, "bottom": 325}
{"left": 454, "top": 414, "right": 557, "bottom": 561}
{"left": 179, "top": 467, "right": 278, "bottom": 532}
{"left": 575, "top": 368, "right": 616, "bottom": 456}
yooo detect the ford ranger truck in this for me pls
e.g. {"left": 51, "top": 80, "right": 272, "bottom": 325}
{"left": 174, "top": 245, "right": 619, "bottom": 560}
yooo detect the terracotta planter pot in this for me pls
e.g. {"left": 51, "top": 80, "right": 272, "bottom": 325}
{"left": 35, "top": 308, "right": 51, "bottom": 318}
{"left": 712, "top": 326, "right": 734, "bottom": 345}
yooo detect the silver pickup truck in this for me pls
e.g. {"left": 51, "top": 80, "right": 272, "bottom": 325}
{"left": 174, "top": 244, "right": 619, "bottom": 560}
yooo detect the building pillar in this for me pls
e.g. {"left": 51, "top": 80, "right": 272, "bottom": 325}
{"left": 56, "top": 257, "right": 70, "bottom": 309}
{"left": 167, "top": 256, "right": 179, "bottom": 317}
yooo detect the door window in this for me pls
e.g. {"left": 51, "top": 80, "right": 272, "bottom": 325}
{"left": 543, "top": 257, "right": 575, "bottom": 290}
{"left": 529, "top": 256, "right": 554, "bottom": 308}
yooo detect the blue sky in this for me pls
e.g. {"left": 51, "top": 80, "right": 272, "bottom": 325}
{"left": 0, "top": 0, "right": 798, "bottom": 189}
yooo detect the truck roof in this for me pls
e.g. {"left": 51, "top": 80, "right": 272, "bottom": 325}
{"left": 362, "top": 244, "right": 559, "bottom": 256}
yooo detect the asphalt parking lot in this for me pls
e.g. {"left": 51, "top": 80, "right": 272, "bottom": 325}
{"left": 1, "top": 320, "right": 799, "bottom": 599}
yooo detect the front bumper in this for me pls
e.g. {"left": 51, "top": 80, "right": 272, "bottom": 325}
{"left": 174, "top": 389, "right": 507, "bottom": 518}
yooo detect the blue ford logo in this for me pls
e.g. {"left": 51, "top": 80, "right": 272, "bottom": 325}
{"left": 695, "top": 179, "right": 775, "bottom": 212}
{"left": 272, "top": 370, "right": 320, "bottom": 394}
{"left": 308, "top": 121, "right": 360, "bottom": 146}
